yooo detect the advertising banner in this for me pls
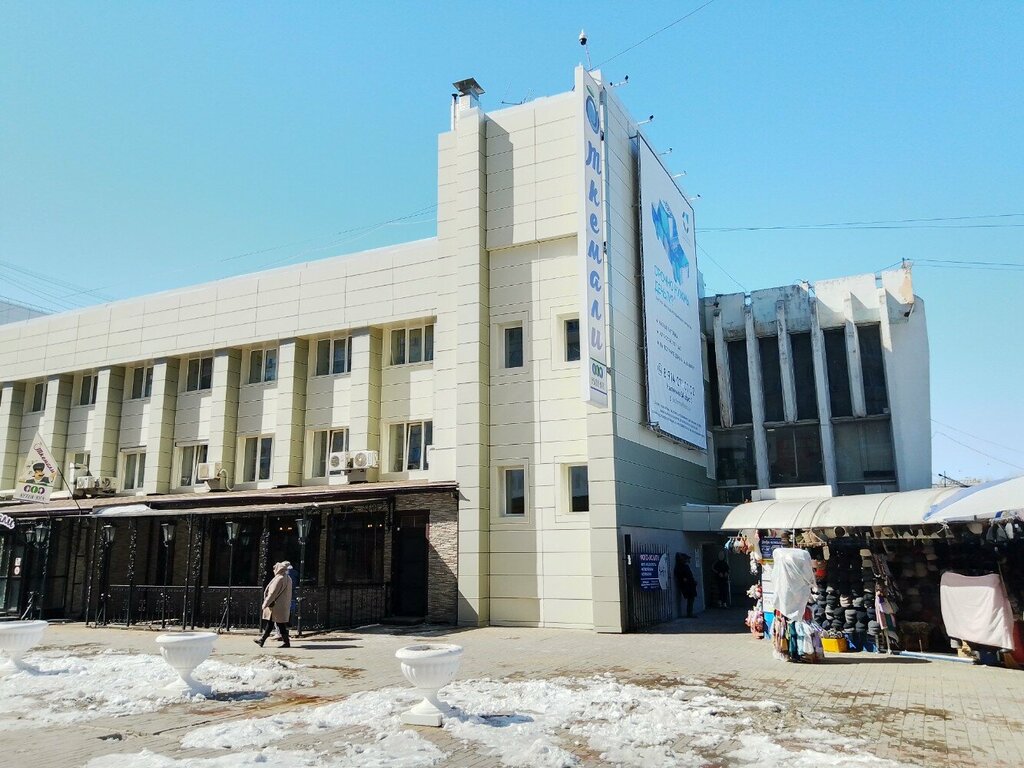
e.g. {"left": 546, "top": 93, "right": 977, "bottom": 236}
{"left": 637, "top": 138, "right": 707, "bottom": 448}
{"left": 577, "top": 65, "right": 609, "bottom": 408}
{"left": 638, "top": 552, "right": 669, "bottom": 591}
{"left": 14, "top": 432, "right": 60, "bottom": 503}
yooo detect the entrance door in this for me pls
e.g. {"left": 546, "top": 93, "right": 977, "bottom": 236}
{"left": 392, "top": 512, "right": 428, "bottom": 617}
{"left": 1, "top": 537, "right": 29, "bottom": 616}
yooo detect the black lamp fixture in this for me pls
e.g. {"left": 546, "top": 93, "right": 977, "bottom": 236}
{"left": 24, "top": 526, "right": 36, "bottom": 545}
{"left": 101, "top": 524, "right": 116, "bottom": 546}
{"left": 225, "top": 521, "right": 240, "bottom": 545}
{"left": 296, "top": 515, "right": 312, "bottom": 545}
{"left": 161, "top": 521, "right": 176, "bottom": 546}
{"left": 34, "top": 521, "right": 50, "bottom": 548}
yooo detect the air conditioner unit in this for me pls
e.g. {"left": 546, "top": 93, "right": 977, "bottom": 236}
{"left": 75, "top": 476, "right": 99, "bottom": 491}
{"left": 349, "top": 450, "right": 379, "bottom": 470}
{"left": 197, "top": 462, "right": 222, "bottom": 482}
{"left": 328, "top": 451, "right": 350, "bottom": 475}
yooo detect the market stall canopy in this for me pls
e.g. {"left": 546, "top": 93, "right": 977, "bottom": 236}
{"left": 721, "top": 487, "right": 959, "bottom": 531}
{"left": 925, "top": 475, "right": 1024, "bottom": 524}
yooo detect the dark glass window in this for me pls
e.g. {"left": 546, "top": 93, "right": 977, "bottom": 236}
{"left": 265, "top": 515, "right": 320, "bottom": 586}
{"left": 823, "top": 329, "right": 852, "bottom": 417}
{"left": 331, "top": 512, "right": 385, "bottom": 583}
{"left": 706, "top": 339, "right": 721, "bottom": 427}
{"left": 569, "top": 465, "right": 589, "bottom": 512}
{"left": 727, "top": 340, "right": 751, "bottom": 424}
{"left": 835, "top": 419, "right": 896, "bottom": 490}
{"left": 208, "top": 520, "right": 261, "bottom": 586}
{"left": 715, "top": 428, "right": 757, "bottom": 488}
{"left": 758, "top": 336, "right": 784, "bottom": 422}
{"left": 505, "top": 326, "right": 524, "bottom": 368}
{"left": 858, "top": 324, "right": 889, "bottom": 415}
{"left": 789, "top": 333, "right": 817, "bottom": 420}
{"left": 565, "top": 319, "right": 581, "bottom": 362}
{"left": 767, "top": 424, "right": 824, "bottom": 486}
{"left": 504, "top": 468, "right": 526, "bottom": 515}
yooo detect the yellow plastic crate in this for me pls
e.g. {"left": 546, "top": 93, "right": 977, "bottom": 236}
{"left": 822, "top": 637, "right": 848, "bottom": 653}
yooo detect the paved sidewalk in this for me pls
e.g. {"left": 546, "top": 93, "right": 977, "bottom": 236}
{"left": 5, "top": 612, "right": 1024, "bottom": 767}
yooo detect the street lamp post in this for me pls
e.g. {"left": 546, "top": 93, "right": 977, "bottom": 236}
{"left": 220, "top": 521, "right": 240, "bottom": 633}
{"left": 160, "top": 522, "right": 175, "bottom": 630}
{"left": 99, "top": 524, "right": 116, "bottom": 625}
{"left": 295, "top": 515, "right": 311, "bottom": 638}
{"left": 34, "top": 521, "right": 50, "bottom": 620}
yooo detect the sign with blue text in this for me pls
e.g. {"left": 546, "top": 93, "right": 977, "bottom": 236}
{"left": 577, "top": 65, "right": 608, "bottom": 408}
{"left": 14, "top": 432, "right": 59, "bottom": 504}
{"left": 759, "top": 537, "right": 784, "bottom": 561}
{"left": 638, "top": 552, "right": 669, "bottom": 591}
{"left": 637, "top": 138, "right": 706, "bottom": 448}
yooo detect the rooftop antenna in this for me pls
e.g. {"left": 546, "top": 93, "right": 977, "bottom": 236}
{"left": 579, "top": 29, "right": 592, "bottom": 70}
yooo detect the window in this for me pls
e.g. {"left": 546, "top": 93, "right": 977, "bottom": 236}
{"left": 767, "top": 424, "right": 824, "bottom": 486}
{"left": 241, "top": 436, "right": 273, "bottom": 482}
{"left": 178, "top": 443, "right": 209, "bottom": 487}
{"left": 789, "top": 332, "right": 817, "bottom": 421}
{"left": 330, "top": 511, "right": 385, "bottom": 583}
{"left": 123, "top": 451, "right": 147, "bottom": 491}
{"left": 823, "top": 329, "right": 852, "bottom": 417}
{"left": 311, "top": 428, "right": 350, "bottom": 477}
{"left": 69, "top": 451, "right": 90, "bottom": 477}
{"left": 504, "top": 325, "right": 524, "bottom": 368}
{"left": 858, "top": 324, "right": 889, "bottom": 415}
{"left": 389, "top": 420, "right": 433, "bottom": 472}
{"left": 706, "top": 339, "right": 722, "bottom": 427}
{"left": 247, "top": 347, "right": 278, "bottom": 384}
{"left": 502, "top": 467, "right": 526, "bottom": 516}
{"left": 185, "top": 356, "right": 213, "bottom": 392}
{"left": 835, "top": 419, "right": 896, "bottom": 492}
{"left": 315, "top": 337, "right": 353, "bottom": 376}
{"left": 79, "top": 373, "right": 98, "bottom": 406}
{"left": 564, "top": 319, "right": 581, "bottom": 362}
{"left": 568, "top": 465, "right": 589, "bottom": 512}
{"left": 758, "top": 336, "right": 784, "bottom": 423}
{"left": 727, "top": 339, "right": 752, "bottom": 424}
{"left": 30, "top": 381, "right": 46, "bottom": 413}
{"left": 715, "top": 428, "right": 757, "bottom": 489}
{"left": 389, "top": 323, "right": 434, "bottom": 365}
{"left": 130, "top": 366, "right": 153, "bottom": 399}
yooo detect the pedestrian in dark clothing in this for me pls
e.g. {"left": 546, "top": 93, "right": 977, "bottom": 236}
{"left": 675, "top": 553, "right": 698, "bottom": 618}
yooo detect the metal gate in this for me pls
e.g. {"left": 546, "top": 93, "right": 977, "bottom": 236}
{"left": 623, "top": 536, "right": 675, "bottom": 631}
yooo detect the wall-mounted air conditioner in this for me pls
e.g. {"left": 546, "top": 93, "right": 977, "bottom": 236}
{"left": 76, "top": 476, "right": 116, "bottom": 495}
{"left": 328, "top": 452, "right": 350, "bottom": 474}
{"left": 197, "top": 462, "right": 226, "bottom": 490}
{"left": 349, "top": 450, "right": 379, "bottom": 470}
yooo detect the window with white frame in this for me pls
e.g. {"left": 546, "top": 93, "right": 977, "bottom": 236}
{"left": 122, "top": 450, "right": 147, "bottom": 491}
{"left": 311, "top": 428, "right": 350, "bottom": 477}
{"left": 502, "top": 466, "right": 527, "bottom": 516}
{"left": 247, "top": 346, "right": 278, "bottom": 384}
{"left": 315, "top": 336, "right": 353, "bottom": 376}
{"left": 389, "top": 323, "right": 434, "bottom": 366}
{"left": 178, "top": 443, "right": 209, "bottom": 487}
{"left": 29, "top": 381, "right": 47, "bottom": 413}
{"left": 78, "top": 373, "right": 98, "bottom": 406}
{"left": 567, "top": 464, "right": 589, "bottom": 512}
{"left": 240, "top": 435, "right": 273, "bottom": 483}
{"left": 185, "top": 356, "right": 214, "bottom": 392}
{"left": 69, "top": 451, "right": 90, "bottom": 478}
{"left": 564, "top": 318, "right": 581, "bottom": 362}
{"left": 129, "top": 365, "right": 154, "bottom": 400}
{"left": 503, "top": 324, "right": 524, "bottom": 369}
{"left": 388, "top": 420, "right": 433, "bottom": 472}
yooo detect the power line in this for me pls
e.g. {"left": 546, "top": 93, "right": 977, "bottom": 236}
{"left": 696, "top": 243, "right": 746, "bottom": 293}
{"left": 594, "top": 0, "right": 720, "bottom": 68}
{"left": 933, "top": 431, "right": 1024, "bottom": 472}
{"left": 702, "top": 212, "right": 1024, "bottom": 232}
{"left": 931, "top": 418, "right": 1024, "bottom": 457}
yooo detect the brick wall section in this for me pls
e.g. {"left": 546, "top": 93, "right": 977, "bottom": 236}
{"left": 395, "top": 490, "right": 458, "bottom": 624}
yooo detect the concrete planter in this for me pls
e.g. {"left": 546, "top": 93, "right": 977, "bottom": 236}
{"left": 0, "top": 620, "right": 47, "bottom": 673}
{"left": 155, "top": 631, "right": 216, "bottom": 696}
{"left": 395, "top": 643, "right": 463, "bottom": 726}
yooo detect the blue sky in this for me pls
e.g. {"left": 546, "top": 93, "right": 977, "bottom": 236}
{"left": 1, "top": 1, "right": 1021, "bottom": 481}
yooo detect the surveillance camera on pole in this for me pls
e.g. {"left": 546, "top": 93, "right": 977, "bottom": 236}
{"left": 579, "top": 29, "right": 592, "bottom": 69}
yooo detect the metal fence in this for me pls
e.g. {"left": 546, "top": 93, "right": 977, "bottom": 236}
{"left": 623, "top": 540, "right": 675, "bottom": 632}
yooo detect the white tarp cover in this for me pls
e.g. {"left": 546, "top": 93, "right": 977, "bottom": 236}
{"left": 926, "top": 475, "right": 1024, "bottom": 523}
{"left": 771, "top": 547, "right": 816, "bottom": 621}
{"left": 939, "top": 572, "right": 1016, "bottom": 650}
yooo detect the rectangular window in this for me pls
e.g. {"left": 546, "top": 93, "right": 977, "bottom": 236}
{"left": 241, "top": 436, "right": 273, "bottom": 482}
{"left": 130, "top": 366, "right": 154, "bottom": 400}
{"left": 123, "top": 451, "right": 147, "bottom": 491}
{"left": 823, "top": 329, "right": 852, "bottom": 417}
{"left": 504, "top": 325, "right": 524, "bottom": 368}
{"left": 767, "top": 424, "right": 824, "bottom": 486}
{"left": 79, "top": 373, "right": 98, "bottom": 406}
{"left": 247, "top": 347, "right": 278, "bottom": 384}
{"left": 186, "top": 356, "right": 214, "bottom": 392}
{"left": 389, "top": 420, "right": 433, "bottom": 472}
{"left": 568, "top": 465, "right": 589, "bottom": 512}
{"left": 789, "top": 332, "right": 817, "bottom": 421}
{"left": 311, "top": 428, "right": 350, "bottom": 477}
{"left": 727, "top": 339, "right": 752, "bottom": 424}
{"left": 835, "top": 419, "right": 896, "bottom": 489}
{"left": 69, "top": 451, "right": 90, "bottom": 478}
{"left": 758, "top": 336, "right": 784, "bottom": 423}
{"left": 564, "top": 318, "right": 581, "bottom": 362}
{"left": 178, "top": 443, "right": 209, "bottom": 487}
{"left": 715, "top": 427, "right": 757, "bottom": 489}
{"left": 389, "top": 324, "right": 435, "bottom": 366}
{"left": 503, "top": 467, "right": 526, "bottom": 516}
{"left": 858, "top": 324, "right": 889, "bottom": 415}
{"left": 30, "top": 382, "right": 46, "bottom": 413}
{"left": 330, "top": 511, "right": 386, "bottom": 583}
{"left": 316, "top": 337, "right": 353, "bottom": 375}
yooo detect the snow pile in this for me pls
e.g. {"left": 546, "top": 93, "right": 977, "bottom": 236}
{"left": 0, "top": 649, "right": 311, "bottom": 729}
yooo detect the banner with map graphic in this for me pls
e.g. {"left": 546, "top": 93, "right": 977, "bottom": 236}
{"left": 637, "top": 137, "right": 707, "bottom": 449}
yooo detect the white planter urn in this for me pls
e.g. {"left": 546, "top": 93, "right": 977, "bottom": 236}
{"left": 0, "top": 620, "right": 48, "bottom": 673}
{"left": 395, "top": 643, "right": 463, "bottom": 726}
{"left": 155, "top": 631, "right": 216, "bottom": 696}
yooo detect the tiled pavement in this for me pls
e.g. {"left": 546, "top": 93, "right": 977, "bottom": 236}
{"left": 5, "top": 612, "right": 1024, "bottom": 767}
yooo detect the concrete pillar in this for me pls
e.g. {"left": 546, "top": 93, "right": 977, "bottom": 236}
{"left": 88, "top": 366, "right": 126, "bottom": 479}
{"left": 712, "top": 309, "right": 734, "bottom": 428}
{"left": 809, "top": 300, "right": 838, "bottom": 490}
{"left": 272, "top": 339, "right": 308, "bottom": 486}
{"left": 38, "top": 374, "right": 73, "bottom": 477}
{"left": 142, "top": 359, "right": 178, "bottom": 494}
{"left": 0, "top": 383, "right": 26, "bottom": 488}
{"left": 348, "top": 329, "right": 382, "bottom": 463}
{"left": 775, "top": 301, "right": 798, "bottom": 423}
{"left": 844, "top": 299, "right": 867, "bottom": 418}
{"left": 208, "top": 350, "right": 241, "bottom": 483}
{"left": 744, "top": 308, "right": 770, "bottom": 489}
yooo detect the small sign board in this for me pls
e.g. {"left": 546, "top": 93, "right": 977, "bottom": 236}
{"left": 759, "top": 536, "right": 783, "bottom": 561}
{"left": 14, "top": 432, "right": 59, "bottom": 504}
{"left": 638, "top": 552, "right": 669, "bottom": 591}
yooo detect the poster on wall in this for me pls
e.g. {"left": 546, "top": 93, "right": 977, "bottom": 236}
{"left": 637, "top": 137, "right": 707, "bottom": 448}
{"left": 13, "top": 432, "right": 60, "bottom": 503}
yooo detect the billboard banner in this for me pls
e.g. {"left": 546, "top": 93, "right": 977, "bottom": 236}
{"left": 14, "top": 432, "right": 60, "bottom": 503}
{"left": 637, "top": 138, "right": 707, "bottom": 448}
{"left": 577, "top": 66, "right": 609, "bottom": 408}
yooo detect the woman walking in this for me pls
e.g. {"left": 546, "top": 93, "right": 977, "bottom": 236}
{"left": 254, "top": 561, "right": 292, "bottom": 648}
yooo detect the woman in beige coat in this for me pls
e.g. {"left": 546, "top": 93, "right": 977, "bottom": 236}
{"left": 254, "top": 562, "right": 292, "bottom": 648}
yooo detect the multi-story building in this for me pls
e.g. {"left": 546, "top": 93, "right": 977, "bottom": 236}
{"left": 0, "top": 68, "right": 930, "bottom": 632}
